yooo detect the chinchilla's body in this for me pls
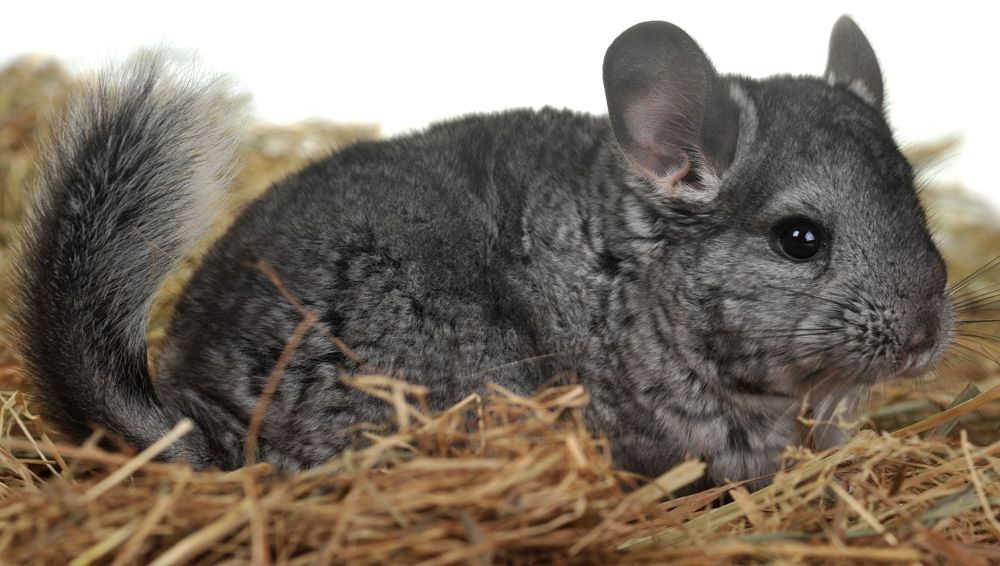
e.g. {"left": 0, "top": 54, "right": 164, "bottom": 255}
{"left": 13, "top": 18, "right": 954, "bottom": 487}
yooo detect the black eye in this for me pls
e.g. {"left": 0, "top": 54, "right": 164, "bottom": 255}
{"left": 773, "top": 218, "right": 827, "bottom": 261}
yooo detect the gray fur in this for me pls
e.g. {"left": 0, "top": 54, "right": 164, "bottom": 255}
{"left": 12, "top": 51, "right": 245, "bottom": 464}
{"left": 14, "top": 18, "right": 953, "bottom": 488}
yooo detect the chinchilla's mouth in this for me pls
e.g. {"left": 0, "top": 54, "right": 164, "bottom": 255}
{"left": 895, "top": 321, "right": 955, "bottom": 381}
{"left": 897, "top": 350, "right": 938, "bottom": 379}
{"left": 878, "top": 342, "right": 949, "bottom": 383}
{"left": 893, "top": 297, "right": 957, "bottom": 381}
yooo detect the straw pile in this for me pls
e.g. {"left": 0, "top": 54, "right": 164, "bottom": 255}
{"left": 1, "top": 56, "right": 999, "bottom": 564}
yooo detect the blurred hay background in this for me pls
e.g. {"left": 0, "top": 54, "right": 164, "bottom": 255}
{"left": 0, "top": 56, "right": 998, "bottom": 564}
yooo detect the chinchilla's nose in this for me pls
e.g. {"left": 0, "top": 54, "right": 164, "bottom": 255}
{"left": 904, "top": 304, "right": 944, "bottom": 356}
{"left": 905, "top": 324, "right": 937, "bottom": 355}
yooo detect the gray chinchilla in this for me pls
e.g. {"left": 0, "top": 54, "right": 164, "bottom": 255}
{"left": 12, "top": 16, "right": 954, "bottom": 488}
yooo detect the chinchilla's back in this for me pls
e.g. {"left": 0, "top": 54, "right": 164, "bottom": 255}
{"left": 14, "top": 52, "right": 611, "bottom": 468}
{"left": 154, "top": 108, "right": 612, "bottom": 468}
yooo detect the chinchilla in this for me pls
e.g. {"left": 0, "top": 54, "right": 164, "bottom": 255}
{"left": 12, "top": 16, "right": 954, "bottom": 488}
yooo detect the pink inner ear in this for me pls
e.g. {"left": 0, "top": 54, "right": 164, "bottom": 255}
{"left": 663, "top": 155, "right": 691, "bottom": 189}
{"left": 625, "top": 100, "right": 697, "bottom": 190}
{"left": 626, "top": 145, "right": 692, "bottom": 196}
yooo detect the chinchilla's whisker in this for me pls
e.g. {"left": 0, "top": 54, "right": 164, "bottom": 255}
{"left": 797, "top": 338, "right": 853, "bottom": 358}
{"left": 813, "top": 382, "right": 844, "bottom": 422}
{"left": 954, "top": 331, "right": 1000, "bottom": 344}
{"left": 950, "top": 278, "right": 1000, "bottom": 297}
{"left": 714, "top": 325, "right": 842, "bottom": 334}
{"left": 951, "top": 345, "right": 1000, "bottom": 368}
{"left": 753, "top": 332, "right": 842, "bottom": 340}
{"left": 913, "top": 143, "right": 961, "bottom": 186}
{"left": 715, "top": 329, "right": 842, "bottom": 339}
{"left": 713, "top": 327, "right": 841, "bottom": 336}
{"left": 842, "top": 350, "right": 878, "bottom": 385}
{"left": 949, "top": 343, "right": 1000, "bottom": 367}
{"left": 947, "top": 255, "right": 1000, "bottom": 295}
{"left": 955, "top": 306, "right": 1000, "bottom": 319}
{"left": 760, "top": 284, "right": 855, "bottom": 311}
{"left": 695, "top": 336, "right": 850, "bottom": 373}
{"left": 948, "top": 255, "right": 1000, "bottom": 296}
{"left": 923, "top": 367, "right": 945, "bottom": 385}
{"left": 953, "top": 293, "right": 1000, "bottom": 311}
{"left": 952, "top": 336, "right": 989, "bottom": 356}
{"left": 953, "top": 281, "right": 1000, "bottom": 298}
{"left": 956, "top": 319, "right": 1000, "bottom": 325}
{"left": 777, "top": 339, "right": 853, "bottom": 367}
{"left": 470, "top": 351, "right": 572, "bottom": 379}
{"left": 955, "top": 305, "right": 1000, "bottom": 317}
{"left": 938, "top": 358, "right": 960, "bottom": 375}
{"left": 942, "top": 347, "right": 985, "bottom": 370}
{"left": 952, "top": 287, "right": 1000, "bottom": 311}
{"left": 765, "top": 371, "right": 845, "bottom": 446}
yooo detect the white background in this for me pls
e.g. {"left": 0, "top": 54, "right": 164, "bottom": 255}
{"left": 2, "top": 1, "right": 998, "bottom": 209}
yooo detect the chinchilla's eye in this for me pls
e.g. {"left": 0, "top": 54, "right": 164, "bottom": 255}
{"left": 773, "top": 218, "right": 827, "bottom": 261}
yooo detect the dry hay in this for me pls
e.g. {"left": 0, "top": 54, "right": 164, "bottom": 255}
{"left": 1, "top": 56, "right": 999, "bottom": 564}
{"left": 2, "top": 377, "right": 999, "bottom": 564}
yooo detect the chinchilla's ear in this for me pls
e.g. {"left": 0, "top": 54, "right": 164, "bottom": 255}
{"left": 824, "top": 16, "right": 884, "bottom": 110}
{"left": 604, "top": 21, "right": 739, "bottom": 203}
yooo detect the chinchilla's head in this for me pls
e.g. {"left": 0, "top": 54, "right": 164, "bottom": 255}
{"left": 603, "top": 17, "right": 954, "bottom": 397}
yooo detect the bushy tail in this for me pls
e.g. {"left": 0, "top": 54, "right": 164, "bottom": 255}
{"left": 12, "top": 52, "right": 245, "bottom": 463}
